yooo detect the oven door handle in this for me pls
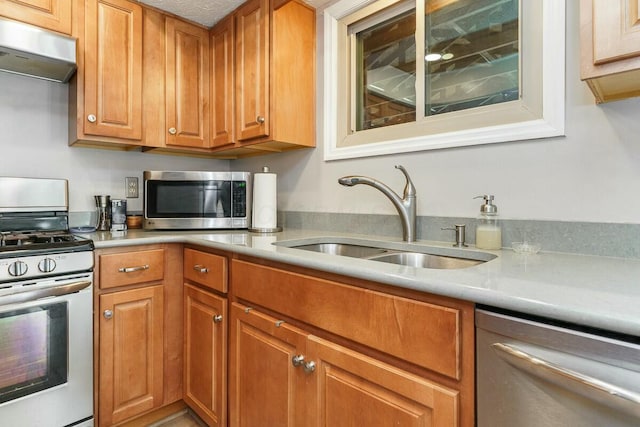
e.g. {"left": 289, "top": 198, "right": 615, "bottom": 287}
{"left": 0, "top": 280, "right": 92, "bottom": 307}
{"left": 492, "top": 342, "right": 640, "bottom": 419}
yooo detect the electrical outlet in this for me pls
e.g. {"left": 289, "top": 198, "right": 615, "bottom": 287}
{"left": 126, "top": 177, "right": 139, "bottom": 198}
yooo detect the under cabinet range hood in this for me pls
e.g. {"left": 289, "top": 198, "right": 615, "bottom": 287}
{"left": 0, "top": 17, "right": 76, "bottom": 83}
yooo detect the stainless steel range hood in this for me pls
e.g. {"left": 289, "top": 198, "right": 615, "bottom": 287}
{"left": 0, "top": 17, "right": 76, "bottom": 83}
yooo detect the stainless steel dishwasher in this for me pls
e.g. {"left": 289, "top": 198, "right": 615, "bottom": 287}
{"left": 476, "top": 307, "right": 640, "bottom": 427}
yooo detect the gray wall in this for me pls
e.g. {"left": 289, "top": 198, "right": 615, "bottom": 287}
{"left": 237, "top": 0, "right": 640, "bottom": 225}
{"left": 1, "top": 0, "right": 639, "bottom": 226}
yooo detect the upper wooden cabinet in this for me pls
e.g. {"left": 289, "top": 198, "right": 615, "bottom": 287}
{"left": 165, "top": 17, "right": 210, "bottom": 148}
{"left": 0, "top": 0, "right": 71, "bottom": 34}
{"left": 70, "top": 0, "right": 143, "bottom": 145}
{"left": 581, "top": 0, "right": 640, "bottom": 102}
{"left": 69, "top": 0, "right": 316, "bottom": 157}
{"left": 232, "top": 0, "right": 316, "bottom": 153}
{"left": 210, "top": 15, "right": 235, "bottom": 148}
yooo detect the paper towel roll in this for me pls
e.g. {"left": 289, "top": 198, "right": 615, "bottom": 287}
{"left": 252, "top": 168, "right": 278, "bottom": 230}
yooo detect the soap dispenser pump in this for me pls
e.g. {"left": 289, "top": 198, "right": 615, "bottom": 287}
{"left": 474, "top": 195, "right": 501, "bottom": 250}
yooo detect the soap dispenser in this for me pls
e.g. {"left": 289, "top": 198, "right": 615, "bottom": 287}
{"left": 474, "top": 195, "right": 502, "bottom": 250}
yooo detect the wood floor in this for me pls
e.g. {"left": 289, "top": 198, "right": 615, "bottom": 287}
{"left": 149, "top": 410, "right": 207, "bottom": 427}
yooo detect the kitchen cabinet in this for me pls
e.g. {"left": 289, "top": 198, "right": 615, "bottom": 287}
{"left": 183, "top": 247, "right": 229, "bottom": 426}
{"left": 581, "top": 0, "right": 640, "bottom": 102}
{"left": 99, "top": 285, "right": 164, "bottom": 426}
{"left": 184, "top": 284, "right": 227, "bottom": 427}
{"left": 230, "top": 302, "right": 458, "bottom": 426}
{"left": 94, "top": 245, "right": 183, "bottom": 427}
{"left": 69, "top": 0, "right": 143, "bottom": 145}
{"left": 0, "top": 0, "right": 71, "bottom": 34}
{"left": 165, "top": 17, "right": 210, "bottom": 148}
{"left": 210, "top": 15, "right": 235, "bottom": 148}
{"left": 229, "top": 303, "right": 311, "bottom": 426}
{"left": 231, "top": 0, "right": 316, "bottom": 154}
{"left": 230, "top": 258, "right": 474, "bottom": 426}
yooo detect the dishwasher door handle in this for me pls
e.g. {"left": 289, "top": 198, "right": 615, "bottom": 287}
{"left": 492, "top": 343, "right": 640, "bottom": 419}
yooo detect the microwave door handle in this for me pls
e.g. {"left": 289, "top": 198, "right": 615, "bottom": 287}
{"left": 203, "top": 186, "right": 218, "bottom": 216}
{"left": 492, "top": 343, "right": 640, "bottom": 418}
{"left": 0, "top": 280, "right": 92, "bottom": 307}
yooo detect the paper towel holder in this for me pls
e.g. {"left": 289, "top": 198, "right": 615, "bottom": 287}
{"left": 249, "top": 166, "right": 283, "bottom": 233}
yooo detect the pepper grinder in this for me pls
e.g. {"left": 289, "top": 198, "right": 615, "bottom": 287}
{"left": 95, "top": 195, "right": 111, "bottom": 231}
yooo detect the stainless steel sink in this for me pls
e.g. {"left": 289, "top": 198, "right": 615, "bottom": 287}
{"left": 366, "top": 252, "right": 485, "bottom": 269}
{"left": 275, "top": 239, "right": 496, "bottom": 270}
{"left": 290, "top": 243, "right": 388, "bottom": 258}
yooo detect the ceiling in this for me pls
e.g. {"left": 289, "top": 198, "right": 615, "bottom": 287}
{"left": 137, "top": 0, "right": 327, "bottom": 28}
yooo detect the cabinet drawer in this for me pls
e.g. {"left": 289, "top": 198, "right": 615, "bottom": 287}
{"left": 231, "top": 259, "right": 462, "bottom": 379}
{"left": 99, "top": 249, "right": 165, "bottom": 289}
{"left": 184, "top": 248, "right": 228, "bottom": 293}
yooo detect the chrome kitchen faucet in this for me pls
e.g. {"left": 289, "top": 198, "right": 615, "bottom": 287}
{"left": 338, "top": 165, "right": 417, "bottom": 242}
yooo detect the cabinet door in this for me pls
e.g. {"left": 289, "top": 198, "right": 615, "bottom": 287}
{"left": 99, "top": 285, "right": 164, "bottom": 427}
{"left": 184, "top": 284, "right": 227, "bottom": 427}
{"left": 235, "top": 0, "right": 270, "bottom": 142}
{"left": 0, "top": 0, "right": 71, "bottom": 34}
{"left": 229, "top": 303, "right": 310, "bottom": 427}
{"left": 84, "top": 0, "right": 143, "bottom": 140}
{"left": 165, "top": 17, "right": 210, "bottom": 148}
{"left": 211, "top": 15, "right": 235, "bottom": 148}
{"left": 307, "top": 336, "right": 460, "bottom": 427}
{"left": 592, "top": 0, "right": 640, "bottom": 64}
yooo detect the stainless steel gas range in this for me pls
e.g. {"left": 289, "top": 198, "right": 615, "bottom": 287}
{"left": 0, "top": 177, "right": 94, "bottom": 427}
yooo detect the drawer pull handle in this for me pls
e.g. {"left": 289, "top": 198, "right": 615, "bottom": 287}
{"left": 118, "top": 264, "right": 150, "bottom": 273}
{"left": 275, "top": 320, "right": 285, "bottom": 327}
{"left": 213, "top": 314, "right": 223, "bottom": 323}
{"left": 193, "top": 265, "right": 209, "bottom": 273}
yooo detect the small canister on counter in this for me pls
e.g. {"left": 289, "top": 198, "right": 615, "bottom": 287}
{"left": 111, "top": 199, "right": 127, "bottom": 231}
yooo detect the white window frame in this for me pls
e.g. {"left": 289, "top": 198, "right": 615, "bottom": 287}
{"left": 323, "top": 0, "right": 566, "bottom": 161}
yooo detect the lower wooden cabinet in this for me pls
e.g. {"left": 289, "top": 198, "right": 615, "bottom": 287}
{"left": 184, "top": 284, "right": 228, "bottom": 426}
{"left": 95, "top": 244, "right": 183, "bottom": 427}
{"left": 230, "top": 302, "right": 459, "bottom": 426}
{"left": 230, "top": 258, "right": 474, "bottom": 426}
{"left": 98, "top": 285, "right": 164, "bottom": 426}
{"left": 308, "top": 336, "right": 459, "bottom": 426}
{"left": 229, "top": 303, "right": 309, "bottom": 426}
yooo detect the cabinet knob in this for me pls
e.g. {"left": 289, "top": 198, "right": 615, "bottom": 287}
{"left": 303, "top": 361, "right": 316, "bottom": 373}
{"left": 168, "top": 127, "right": 177, "bottom": 135}
{"left": 87, "top": 114, "right": 97, "bottom": 123}
{"left": 256, "top": 116, "right": 265, "bottom": 124}
{"left": 213, "top": 314, "right": 223, "bottom": 323}
{"left": 292, "top": 354, "right": 305, "bottom": 367}
{"left": 103, "top": 309, "right": 113, "bottom": 319}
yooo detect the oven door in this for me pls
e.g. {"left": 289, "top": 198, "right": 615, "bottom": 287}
{"left": 0, "top": 274, "right": 94, "bottom": 427}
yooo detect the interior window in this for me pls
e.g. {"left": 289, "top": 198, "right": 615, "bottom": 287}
{"left": 324, "top": 0, "right": 565, "bottom": 160}
{"left": 424, "top": 0, "right": 519, "bottom": 116}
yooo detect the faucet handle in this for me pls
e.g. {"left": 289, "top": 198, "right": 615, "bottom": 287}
{"left": 441, "top": 224, "right": 467, "bottom": 247}
{"left": 395, "top": 165, "right": 416, "bottom": 198}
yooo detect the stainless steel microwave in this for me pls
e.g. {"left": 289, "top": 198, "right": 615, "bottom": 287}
{"left": 143, "top": 171, "right": 251, "bottom": 230}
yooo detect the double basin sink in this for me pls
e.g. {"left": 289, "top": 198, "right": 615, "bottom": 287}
{"left": 275, "top": 238, "right": 497, "bottom": 270}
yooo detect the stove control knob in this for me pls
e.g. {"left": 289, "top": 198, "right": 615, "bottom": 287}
{"left": 38, "top": 258, "right": 57, "bottom": 273}
{"left": 8, "top": 261, "right": 28, "bottom": 277}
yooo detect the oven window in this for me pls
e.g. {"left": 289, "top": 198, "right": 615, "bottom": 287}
{"left": 0, "top": 303, "right": 68, "bottom": 404}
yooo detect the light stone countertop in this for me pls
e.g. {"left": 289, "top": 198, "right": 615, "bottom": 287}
{"left": 87, "top": 228, "right": 640, "bottom": 337}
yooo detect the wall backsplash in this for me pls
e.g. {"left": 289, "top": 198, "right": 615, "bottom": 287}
{"left": 279, "top": 211, "right": 640, "bottom": 258}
